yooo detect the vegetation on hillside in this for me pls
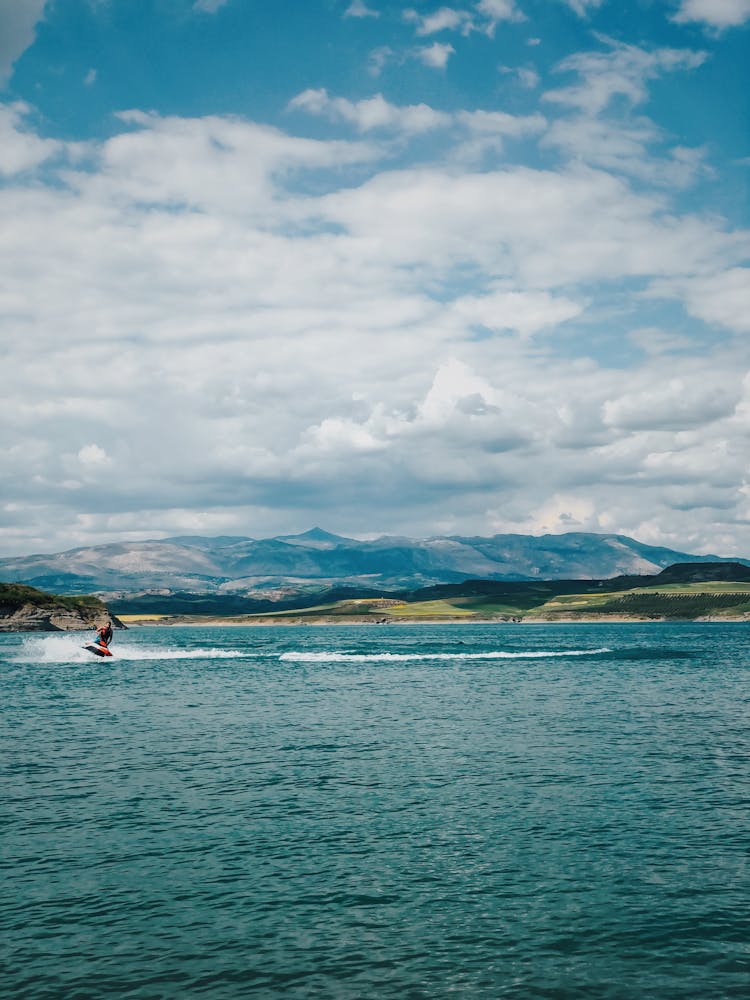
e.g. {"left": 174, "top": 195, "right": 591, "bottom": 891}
{"left": 118, "top": 578, "right": 750, "bottom": 624}
{"left": 0, "top": 582, "right": 107, "bottom": 614}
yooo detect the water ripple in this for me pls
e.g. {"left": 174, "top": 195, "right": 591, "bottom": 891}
{"left": 2, "top": 622, "right": 749, "bottom": 998}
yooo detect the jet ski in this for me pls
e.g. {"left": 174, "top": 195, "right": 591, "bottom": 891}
{"left": 83, "top": 642, "right": 113, "bottom": 657}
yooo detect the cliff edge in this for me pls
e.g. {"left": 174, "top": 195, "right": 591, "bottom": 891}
{"left": 0, "top": 583, "right": 125, "bottom": 632}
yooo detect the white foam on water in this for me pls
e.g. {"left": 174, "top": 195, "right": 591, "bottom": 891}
{"left": 13, "top": 634, "right": 258, "bottom": 664}
{"left": 13, "top": 636, "right": 612, "bottom": 666}
{"left": 280, "top": 648, "right": 612, "bottom": 663}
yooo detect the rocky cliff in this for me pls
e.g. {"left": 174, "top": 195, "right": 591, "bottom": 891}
{"left": 0, "top": 584, "right": 125, "bottom": 632}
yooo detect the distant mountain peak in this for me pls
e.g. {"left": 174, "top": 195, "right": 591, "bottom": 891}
{"left": 275, "top": 527, "right": 351, "bottom": 548}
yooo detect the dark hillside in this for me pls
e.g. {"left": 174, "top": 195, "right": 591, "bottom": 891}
{"left": 652, "top": 562, "right": 750, "bottom": 584}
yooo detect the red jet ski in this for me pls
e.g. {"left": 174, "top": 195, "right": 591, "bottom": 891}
{"left": 83, "top": 642, "right": 113, "bottom": 657}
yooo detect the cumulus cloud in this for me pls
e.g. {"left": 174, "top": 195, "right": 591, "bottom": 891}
{"left": 289, "top": 89, "right": 544, "bottom": 151}
{"left": 450, "top": 287, "right": 583, "bottom": 337}
{"left": 602, "top": 376, "right": 739, "bottom": 432}
{"left": 367, "top": 45, "right": 394, "bottom": 76}
{"left": 416, "top": 42, "right": 456, "bottom": 68}
{"left": 475, "top": 0, "right": 526, "bottom": 32}
{"left": 456, "top": 107, "right": 545, "bottom": 137}
{"left": 650, "top": 269, "right": 750, "bottom": 333}
{"left": 309, "top": 164, "right": 739, "bottom": 289}
{"left": 77, "top": 444, "right": 112, "bottom": 467}
{"left": 509, "top": 65, "right": 540, "bottom": 88}
{"left": 544, "top": 37, "right": 707, "bottom": 115}
{"left": 0, "top": 101, "right": 60, "bottom": 173}
{"left": 362, "top": 42, "right": 458, "bottom": 75}
{"left": 539, "top": 38, "right": 710, "bottom": 185}
{"left": 345, "top": 0, "right": 379, "bottom": 16}
{"left": 288, "top": 89, "right": 451, "bottom": 134}
{"left": 404, "top": 6, "right": 473, "bottom": 35}
{"left": 403, "top": 1, "right": 524, "bottom": 39}
{"left": 498, "top": 493, "right": 603, "bottom": 535}
{"left": 86, "top": 110, "right": 380, "bottom": 215}
{"left": 672, "top": 0, "right": 750, "bottom": 29}
{"left": 542, "top": 116, "right": 709, "bottom": 186}
{"left": 1, "top": 94, "right": 749, "bottom": 555}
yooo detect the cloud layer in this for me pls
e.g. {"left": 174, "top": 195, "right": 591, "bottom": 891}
{"left": 1, "top": 22, "right": 749, "bottom": 557}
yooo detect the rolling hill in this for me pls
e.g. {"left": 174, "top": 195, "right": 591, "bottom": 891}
{"left": 0, "top": 529, "right": 746, "bottom": 599}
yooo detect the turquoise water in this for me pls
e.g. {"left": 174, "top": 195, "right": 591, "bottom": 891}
{"left": 2, "top": 622, "right": 749, "bottom": 999}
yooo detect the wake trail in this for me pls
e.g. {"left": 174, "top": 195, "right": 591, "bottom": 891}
{"left": 280, "top": 648, "right": 612, "bottom": 663}
{"left": 12, "top": 636, "right": 612, "bottom": 666}
{"left": 13, "top": 635, "right": 259, "bottom": 664}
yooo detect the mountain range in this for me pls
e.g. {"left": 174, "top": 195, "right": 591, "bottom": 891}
{"left": 1, "top": 529, "right": 747, "bottom": 598}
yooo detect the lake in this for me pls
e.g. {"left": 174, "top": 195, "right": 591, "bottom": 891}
{"left": 2, "top": 622, "right": 749, "bottom": 998}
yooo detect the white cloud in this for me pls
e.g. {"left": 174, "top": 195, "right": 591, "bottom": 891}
{"left": 86, "top": 110, "right": 379, "bottom": 215}
{"left": 516, "top": 66, "right": 540, "bottom": 88}
{"left": 404, "top": 6, "right": 472, "bottom": 35}
{"left": 542, "top": 116, "right": 709, "bottom": 186}
{"left": 451, "top": 287, "right": 583, "bottom": 337}
{"left": 602, "top": 377, "right": 739, "bottom": 431}
{"left": 288, "top": 89, "right": 450, "bottom": 134}
{"left": 305, "top": 417, "right": 385, "bottom": 453}
{"left": 0, "top": 0, "right": 47, "bottom": 84}
{"left": 77, "top": 444, "right": 112, "bottom": 467}
{"left": 1, "top": 101, "right": 749, "bottom": 556}
{"left": 672, "top": 0, "right": 750, "bottom": 29}
{"left": 651, "top": 269, "right": 750, "bottom": 333}
{"left": 84, "top": 68, "right": 97, "bottom": 86}
{"left": 539, "top": 38, "right": 711, "bottom": 185}
{"left": 544, "top": 38, "right": 707, "bottom": 115}
{"left": 404, "top": 1, "right": 523, "bottom": 39}
{"left": 457, "top": 108, "right": 545, "bottom": 137}
{"left": 628, "top": 328, "right": 694, "bottom": 356}
{"left": 0, "top": 102, "right": 60, "bottom": 174}
{"left": 499, "top": 62, "right": 540, "bottom": 90}
{"left": 416, "top": 42, "right": 455, "bottom": 69}
{"left": 345, "top": 0, "right": 379, "bottom": 16}
{"left": 367, "top": 46, "right": 394, "bottom": 77}
{"left": 310, "top": 165, "right": 740, "bottom": 288}
{"left": 475, "top": 0, "right": 525, "bottom": 31}
{"left": 289, "top": 89, "right": 544, "bottom": 149}
{"left": 419, "top": 359, "right": 500, "bottom": 424}
{"left": 498, "top": 493, "right": 602, "bottom": 535}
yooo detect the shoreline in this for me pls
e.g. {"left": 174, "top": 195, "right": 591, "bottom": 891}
{"left": 117, "top": 613, "right": 750, "bottom": 627}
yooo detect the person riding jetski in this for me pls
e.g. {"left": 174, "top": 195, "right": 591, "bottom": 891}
{"left": 95, "top": 620, "right": 113, "bottom": 650}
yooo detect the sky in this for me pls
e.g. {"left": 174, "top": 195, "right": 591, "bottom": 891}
{"left": 1, "top": 0, "right": 749, "bottom": 558}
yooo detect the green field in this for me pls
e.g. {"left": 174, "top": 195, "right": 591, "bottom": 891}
{"left": 309, "top": 582, "right": 750, "bottom": 621}
{"left": 523, "top": 582, "right": 750, "bottom": 619}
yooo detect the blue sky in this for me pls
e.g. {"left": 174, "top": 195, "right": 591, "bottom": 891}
{"left": 1, "top": 0, "right": 749, "bottom": 557}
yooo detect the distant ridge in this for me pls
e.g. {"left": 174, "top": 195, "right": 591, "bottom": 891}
{"left": 0, "top": 531, "right": 746, "bottom": 597}
{"left": 651, "top": 562, "right": 750, "bottom": 585}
